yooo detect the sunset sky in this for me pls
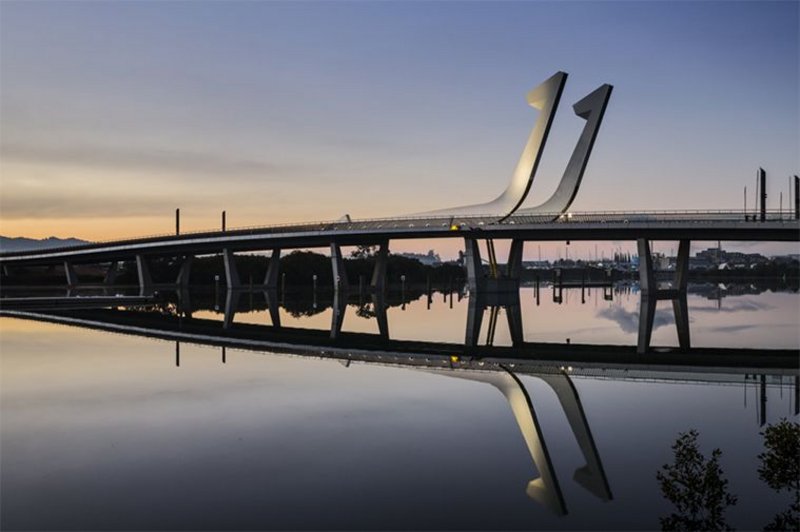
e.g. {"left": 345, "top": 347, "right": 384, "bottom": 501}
{"left": 1, "top": 1, "right": 797, "bottom": 259}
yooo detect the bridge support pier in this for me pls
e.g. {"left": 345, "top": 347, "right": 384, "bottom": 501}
{"left": 330, "top": 243, "right": 349, "bottom": 291}
{"left": 464, "top": 238, "right": 520, "bottom": 292}
{"left": 372, "top": 292, "right": 389, "bottom": 339}
{"left": 638, "top": 292, "right": 690, "bottom": 354}
{"left": 222, "top": 249, "right": 241, "bottom": 289}
{"left": 636, "top": 239, "right": 654, "bottom": 295}
{"left": 176, "top": 256, "right": 193, "bottom": 288}
{"left": 465, "top": 291, "right": 523, "bottom": 347}
{"left": 223, "top": 289, "right": 241, "bottom": 329}
{"left": 370, "top": 241, "right": 389, "bottom": 292}
{"left": 263, "top": 288, "right": 281, "bottom": 328}
{"left": 330, "top": 289, "right": 347, "bottom": 339}
{"left": 507, "top": 239, "right": 524, "bottom": 279}
{"left": 63, "top": 261, "right": 78, "bottom": 287}
{"left": 136, "top": 255, "right": 153, "bottom": 295}
{"left": 464, "top": 238, "right": 483, "bottom": 291}
{"left": 637, "top": 239, "right": 689, "bottom": 295}
{"left": 636, "top": 239, "right": 691, "bottom": 353}
{"left": 177, "top": 287, "right": 193, "bottom": 318}
{"left": 264, "top": 249, "right": 281, "bottom": 289}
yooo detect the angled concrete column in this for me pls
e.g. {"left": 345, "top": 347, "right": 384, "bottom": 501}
{"left": 103, "top": 261, "right": 119, "bottom": 285}
{"left": 675, "top": 240, "right": 690, "bottom": 292}
{"left": 371, "top": 292, "right": 389, "bottom": 339}
{"left": 464, "top": 238, "right": 483, "bottom": 292}
{"left": 672, "top": 293, "right": 690, "bottom": 351}
{"left": 370, "top": 241, "right": 389, "bottom": 292}
{"left": 63, "top": 261, "right": 78, "bottom": 287}
{"left": 177, "top": 287, "right": 193, "bottom": 318}
{"left": 507, "top": 239, "right": 525, "bottom": 279}
{"left": 223, "top": 289, "right": 241, "bottom": 329}
{"left": 264, "top": 288, "right": 281, "bottom": 328}
{"left": 222, "top": 249, "right": 241, "bottom": 289}
{"left": 264, "top": 249, "right": 281, "bottom": 288}
{"left": 506, "top": 299, "right": 524, "bottom": 347}
{"left": 638, "top": 289, "right": 691, "bottom": 354}
{"left": 465, "top": 294, "right": 485, "bottom": 347}
{"left": 176, "top": 256, "right": 194, "bottom": 287}
{"left": 637, "top": 239, "right": 654, "bottom": 295}
{"left": 135, "top": 255, "right": 153, "bottom": 295}
{"left": 330, "top": 243, "right": 349, "bottom": 291}
{"left": 637, "top": 294, "right": 657, "bottom": 354}
{"left": 537, "top": 373, "right": 612, "bottom": 501}
{"left": 330, "top": 289, "right": 347, "bottom": 339}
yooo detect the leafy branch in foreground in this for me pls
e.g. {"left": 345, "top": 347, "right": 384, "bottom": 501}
{"left": 657, "top": 429, "right": 738, "bottom": 531}
{"left": 758, "top": 419, "right": 800, "bottom": 531}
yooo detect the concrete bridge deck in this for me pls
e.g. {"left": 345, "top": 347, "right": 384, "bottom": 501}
{"left": 1, "top": 210, "right": 797, "bottom": 266}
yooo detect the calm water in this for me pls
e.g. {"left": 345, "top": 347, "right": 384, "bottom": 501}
{"left": 1, "top": 283, "right": 798, "bottom": 530}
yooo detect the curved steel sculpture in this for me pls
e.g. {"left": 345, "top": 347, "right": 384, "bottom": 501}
{"left": 412, "top": 72, "right": 612, "bottom": 222}
{"left": 517, "top": 83, "right": 613, "bottom": 217}
{"left": 414, "top": 71, "right": 567, "bottom": 220}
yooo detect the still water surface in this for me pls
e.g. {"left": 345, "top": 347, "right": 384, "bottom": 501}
{"left": 1, "top": 283, "right": 798, "bottom": 530}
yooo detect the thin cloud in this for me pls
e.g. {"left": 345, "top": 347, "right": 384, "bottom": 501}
{"left": 0, "top": 190, "right": 182, "bottom": 218}
{"left": 596, "top": 305, "right": 675, "bottom": 335}
{"left": 1, "top": 142, "right": 299, "bottom": 179}
{"left": 691, "top": 299, "right": 774, "bottom": 313}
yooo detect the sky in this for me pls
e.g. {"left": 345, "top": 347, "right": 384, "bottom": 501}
{"left": 0, "top": 1, "right": 798, "bottom": 259}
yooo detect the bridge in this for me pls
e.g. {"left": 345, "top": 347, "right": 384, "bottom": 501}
{"left": 1, "top": 210, "right": 796, "bottom": 294}
{"left": 2, "top": 71, "right": 798, "bottom": 295}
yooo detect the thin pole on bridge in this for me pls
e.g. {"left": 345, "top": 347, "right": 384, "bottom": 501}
{"left": 759, "top": 167, "right": 767, "bottom": 222}
{"left": 795, "top": 175, "right": 799, "bottom": 220}
{"left": 222, "top": 210, "right": 226, "bottom": 232}
{"left": 744, "top": 186, "right": 747, "bottom": 220}
{"left": 176, "top": 208, "right": 180, "bottom": 236}
{"left": 755, "top": 171, "right": 760, "bottom": 219}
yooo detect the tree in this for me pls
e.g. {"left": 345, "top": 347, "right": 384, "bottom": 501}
{"left": 758, "top": 419, "right": 800, "bottom": 531}
{"left": 350, "top": 245, "right": 376, "bottom": 259}
{"left": 657, "top": 430, "right": 738, "bottom": 531}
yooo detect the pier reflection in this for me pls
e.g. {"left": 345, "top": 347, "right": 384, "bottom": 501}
{"left": 195, "top": 285, "right": 691, "bottom": 355}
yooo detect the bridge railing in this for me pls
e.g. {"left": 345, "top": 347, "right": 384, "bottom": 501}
{"left": 1, "top": 209, "right": 796, "bottom": 259}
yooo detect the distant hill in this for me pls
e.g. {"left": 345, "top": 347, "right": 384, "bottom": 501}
{"left": 0, "top": 236, "right": 89, "bottom": 252}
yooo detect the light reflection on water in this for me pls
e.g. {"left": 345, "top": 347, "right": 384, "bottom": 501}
{"left": 0, "top": 283, "right": 798, "bottom": 530}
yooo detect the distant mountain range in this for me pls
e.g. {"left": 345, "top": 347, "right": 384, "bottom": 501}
{"left": 0, "top": 236, "right": 89, "bottom": 252}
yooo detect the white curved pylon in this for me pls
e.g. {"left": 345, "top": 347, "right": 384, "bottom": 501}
{"left": 517, "top": 83, "right": 613, "bottom": 217}
{"left": 413, "top": 71, "right": 567, "bottom": 219}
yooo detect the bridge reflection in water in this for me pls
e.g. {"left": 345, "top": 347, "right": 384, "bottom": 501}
{"left": 433, "top": 367, "right": 612, "bottom": 515}
{"left": 2, "top": 283, "right": 797, "bottom": 516}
